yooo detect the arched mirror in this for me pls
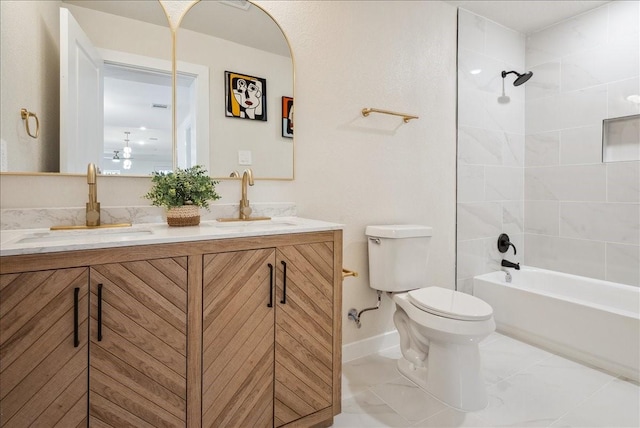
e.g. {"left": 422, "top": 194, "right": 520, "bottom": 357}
{"left": 0, "top": 0, "right": 293, "bottom": 179}
{"left": 0, "top": 0, "right": 174, "bottom": 175}
{"left": 176, "top": 0, "right": 294, "bottom": 179}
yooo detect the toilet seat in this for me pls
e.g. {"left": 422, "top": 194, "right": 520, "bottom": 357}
{"left": 408, "top": 287, "right": 493, "bottom": 321}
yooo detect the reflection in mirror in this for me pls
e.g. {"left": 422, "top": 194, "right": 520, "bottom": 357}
{"left": 177, "top": 0, "right": 294, "bottom": 179}
{"left": 0, "top": 0, "right": 172, "bottom": 175}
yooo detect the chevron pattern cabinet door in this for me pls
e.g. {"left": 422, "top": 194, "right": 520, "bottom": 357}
{"left": 89, "top": 257, "right": 187, "bottom": 427}
{"left": 202, "top": 249, "right": 275, "bottom": 428}
{"left": 0, "top": 268, "right": 89, "bottom": 427}
{"left": 275, "top": 242, "right": 334, "bottom": 427}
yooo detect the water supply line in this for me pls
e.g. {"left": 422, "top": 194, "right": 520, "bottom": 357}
{"left": 347, "top": 290, "right": 382, "bottom": 328}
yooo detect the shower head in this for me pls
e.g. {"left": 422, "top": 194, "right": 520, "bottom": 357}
{"left": 501, "top": 70, "right": 533, "bottom": 86}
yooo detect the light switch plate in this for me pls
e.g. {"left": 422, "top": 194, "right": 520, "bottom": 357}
{"left": 238, "top": 150, "right": 252, "bottom": 165}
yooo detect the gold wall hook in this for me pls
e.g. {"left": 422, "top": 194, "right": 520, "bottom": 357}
{"left": 20, "top": 108, "right": 40, "bottom": 138}
{"left": 361, "top": 107, "right": 419, "bottom": 123}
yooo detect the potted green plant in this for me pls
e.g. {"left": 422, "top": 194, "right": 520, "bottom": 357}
{"left": 144, "top": 165, "right": 221, "bottom": 226}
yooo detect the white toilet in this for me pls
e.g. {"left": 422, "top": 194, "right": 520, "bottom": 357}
{"left": 366, "top": 225, "right": 495, "bottom": 411}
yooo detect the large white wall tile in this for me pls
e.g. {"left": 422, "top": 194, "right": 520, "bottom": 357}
{"left": 458, "top": 48, "right": 504, "bottom": 94}
{"left": 607, "top": 161, "right": 640, "bottom": 203}
{"left": 458, "top": 202, "right": 502, "bottom": 240}
{"left": 560, "top": 202, "right": 639, "bottom": 245}
{"left": 525, "top": 4, "right": 609, "bottom": 68}
{"left": 458, "top": 87, "right": 490, "bottom": 129}
{"left": 503, "top": 200, "right": 524, "bottom": 235}
{"left": 607, "top": 77, "right": 640, "bottom": 118}
{"left": 526, "top": 95, "right": 562, "bottom": 134}
{"left": 606, "top": 243, "right": 640, "bottom": 286}
{"left": 526, "top": 61, "right": 560, "bottom": 101}
{"left": 458, "top": 9, "right": 485, "bottom": 52}
{"left": 560, "top": 125, "right": 602, "bottom": 165}
{"left": 485, "top": 166, "right": 523, "bottom": 201}
{"left": 458, "top": 165, "right": 485, "bottom": 202}
{"left": 525, "top": 131, "right": 560, "bottom": 167}
{"left": 457, "top": 238, "right": 489, "bottom": 280}
{"left": 485, "top": 20, "right": 525, "bottom": 67}
{"left": 525, "top": 234, "right": 606, "bottom": 279}
{"left": 559, "top": 85, "right": 608, "bottom": 130}
{"left": 524, "top": 200, "right": 559, "bottom": 235}
{"left": 486, "top": 95, "right": 525, "bottom": 134}
{"left": 608, "top": 0, "right": 640, "bottom": 41}
{"left": 458, "top": 127, "right": 503, "bottom": 166}
{"left": 561, "top": 35, "right": 640, "bottom": 93}
{"left": 525, "top": 165, "right": 606, "bottom": 201}
{"left": 503, "top": 132, "right": 525, "bottom": 167}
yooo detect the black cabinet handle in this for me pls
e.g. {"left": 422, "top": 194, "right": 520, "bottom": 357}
{"left": 267, "top": 263, "right": 274, "bottom": 308}
{"left": 73, "top": 287, "right": 80, "bottom": 348}
{"left": 97, "top": 284, "right": 103, "bottom": 341}
{"left": 280, "top": 260, "right": 287, "bottom": 304}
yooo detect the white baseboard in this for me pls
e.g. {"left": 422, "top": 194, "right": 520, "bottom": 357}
{"left": 342, "top": 330, "right": 399, "bottom": 363}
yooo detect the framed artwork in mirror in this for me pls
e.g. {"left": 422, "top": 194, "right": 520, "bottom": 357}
{"left": 282, "top": 96, "right": 293, "bottom": 138}
{"left": 225, "top": 71, "right": 267, "bottom": 121}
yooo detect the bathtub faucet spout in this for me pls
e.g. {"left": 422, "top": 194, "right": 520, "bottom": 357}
{"left": 501, "top": 259, "right": 520, "bottom": 270}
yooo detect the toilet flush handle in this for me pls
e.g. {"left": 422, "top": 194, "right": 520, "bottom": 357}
{"left": 369, "top": 237, "right": 381, "bottom": 244}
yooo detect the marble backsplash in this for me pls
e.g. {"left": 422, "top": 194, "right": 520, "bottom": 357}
{"left": 0, "top": 202, "right": 297, "bottom": 230}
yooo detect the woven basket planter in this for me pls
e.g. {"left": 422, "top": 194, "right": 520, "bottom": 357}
{"left": 166, "top": 205, "right": 200, "bottom": 227}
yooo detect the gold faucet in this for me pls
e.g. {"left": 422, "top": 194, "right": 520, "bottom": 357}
{"left": 239, "top": 168, "right": 254, "bottom": 220}
{"left": 86, "top": 163, "right": 100, "bottom": 226}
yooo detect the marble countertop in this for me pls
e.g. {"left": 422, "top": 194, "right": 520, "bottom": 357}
{"left": 0, "top": 217, "right": 343, "bottom": 257}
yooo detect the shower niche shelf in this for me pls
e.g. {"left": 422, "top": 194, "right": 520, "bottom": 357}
{"left": 602, "top": 114, "right": 640, "bottom": 162}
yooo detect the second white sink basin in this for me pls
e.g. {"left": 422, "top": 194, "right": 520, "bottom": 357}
{"left": 15, "top": 227, "right": 154, "bottom": 244}
{"left": 203, "top": 219, "right": 300, "bottom": 231}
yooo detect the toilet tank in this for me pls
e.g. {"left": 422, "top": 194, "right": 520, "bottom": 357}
{"left": 366, "top": 225, "right": 433, "bottom": 292}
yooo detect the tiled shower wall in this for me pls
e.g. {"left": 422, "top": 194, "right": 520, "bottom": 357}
{"left": 524, "top": 1, "right": 639, "bottom": 286}
{"left": 456, "top": 9, "right": 526, "bottom": 293}
{"left": 457, "top": 2, "right": 640, "bottom": 289}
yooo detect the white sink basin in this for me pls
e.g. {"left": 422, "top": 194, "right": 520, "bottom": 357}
{"left": 15, "top": 227, "right": 154, "bottom": 244}
{"left": 203, "top": 219, "right": 300, "bottom": 230}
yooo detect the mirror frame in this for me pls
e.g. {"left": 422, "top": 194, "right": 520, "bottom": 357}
{"left": 0, "top": 0, "right": 294, "bottom": 180}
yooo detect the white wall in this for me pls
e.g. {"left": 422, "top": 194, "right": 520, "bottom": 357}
{"left": 0, "top": 0, "right": 459, "bottom": 346}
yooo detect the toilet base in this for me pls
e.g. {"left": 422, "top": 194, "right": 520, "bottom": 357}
{"left": 396, "top": 340, "right": 489, "bottom": 412}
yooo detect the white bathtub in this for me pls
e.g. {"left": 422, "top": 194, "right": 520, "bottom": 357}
{"left": 473, "top": 266, "right": 640, "bottom": 381}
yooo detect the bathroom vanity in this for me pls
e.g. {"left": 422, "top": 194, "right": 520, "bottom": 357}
{"left": 0, "top": 218, "right": 343, "bottom": 427}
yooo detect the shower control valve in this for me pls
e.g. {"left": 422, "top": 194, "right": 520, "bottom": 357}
{"left": 497, "top": 233, "right": 517, "bottom": 255}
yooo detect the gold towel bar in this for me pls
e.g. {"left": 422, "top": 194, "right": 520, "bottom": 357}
{"left": 20, "top": 108, "right": 40, "bottom": 139}
{"left": 342, "top": 268, "right": 359, "bottom": 279}
{"left": 361, "top": 108, "right": 419, "bottom": 123}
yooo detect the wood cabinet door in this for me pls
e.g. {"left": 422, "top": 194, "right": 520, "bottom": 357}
{"left": 202, "top": 249, "right": 276, "bottom": 428}
{"left": 89, "top": 257, "right": 188, "bottom": 427}
{"left": 0, "top": 268, "right": 89, "bottom": 427}
{"left": 274, "top": 242, "right": 334, "bottom": 427}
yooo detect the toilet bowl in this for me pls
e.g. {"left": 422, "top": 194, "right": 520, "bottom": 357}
{"left": 366, "top": 225, "right": 495, "bottom": 412}
{"left": 392, "top": 287, "right": 495, "bottom": 411}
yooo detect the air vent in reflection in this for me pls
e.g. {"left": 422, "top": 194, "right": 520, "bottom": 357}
{"left": 152, "top": 103, "right": 169, "bottom": 109}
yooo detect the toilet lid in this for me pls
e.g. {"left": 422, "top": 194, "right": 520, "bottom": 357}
{"left": 408, "top": 287, "right": 493, "bottom": 321}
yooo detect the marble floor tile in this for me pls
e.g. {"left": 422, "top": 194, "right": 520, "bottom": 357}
{"left": 476, "top": 355, "right": 616, "bottom": 427}
{"left": 370, "top": 377, "right": 447, "bottom": 423}
{"left": 412, "top": 407, "right": 491, "bottom": 427}
{"left": 550, "top": 378, "right": 640, "bottom": 427}
{"left": 342, "top": 353, "right": 405, "bottom": 400}
{"left": 480, "top": 333, "right": 554, "bottom": 385}
{"left": 336, "top": 334, "right": 639, "bottom": 428}
{"left": 333, "top": 390, "right": 412, "bottom": 428}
